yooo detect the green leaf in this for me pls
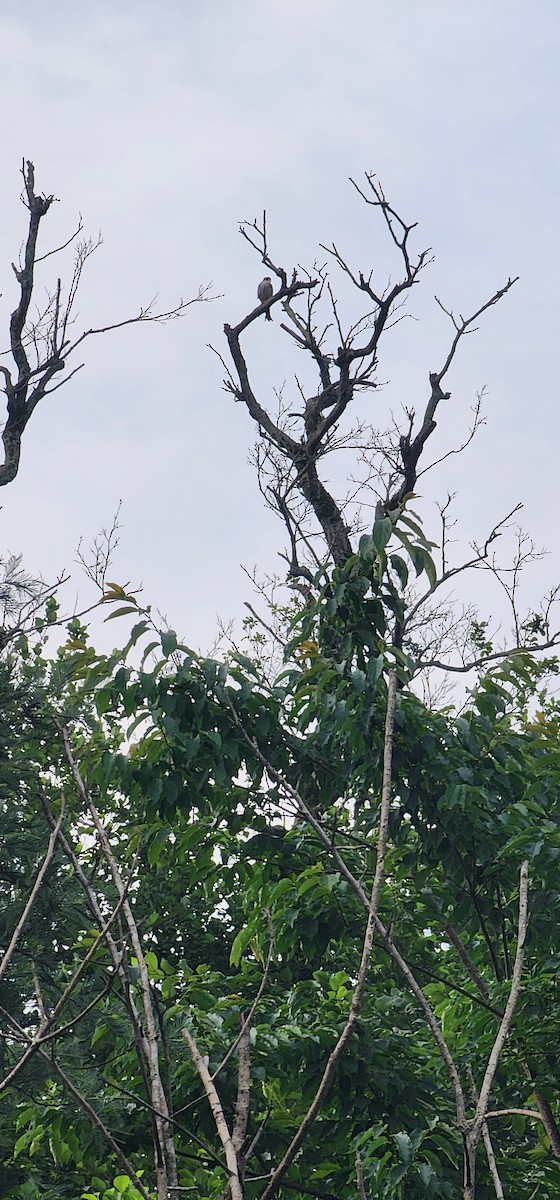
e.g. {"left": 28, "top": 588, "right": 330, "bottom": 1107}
{"left": 389, "top": 554, "right": 409, "bottom": 588}
{"left": 419, "top": 546, "right": 437, "bottom": 590}
{"left": 105, "top": 603, "right": 143, "bottom": 621}
{"left": 393, "top": 1130, "right": 413, "bottom": 1165}
{"left": 161, "top": 629, "right": 178, "bottom": 656}
{"left": 372, "top": 516, "right": 393, "bottom": 552}
{"left": 230, "top": 924, "right": 254, "bottom": 966}
{"left": 113, "top": 1178, "right": 132, "bottom": 1194}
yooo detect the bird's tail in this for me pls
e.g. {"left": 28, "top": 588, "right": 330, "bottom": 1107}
{"left": 265, "top": 310, "right": 272, "bottom": 321}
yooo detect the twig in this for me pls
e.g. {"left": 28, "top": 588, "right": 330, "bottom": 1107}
{"left": 0, "top": 802, "right": 64, "bottom": 984}
{"left": 440, "top": 921, "right": 492, "bottom": 1003}
{"left": 355, "top": 1151, "right": 368, "bottom": 1200}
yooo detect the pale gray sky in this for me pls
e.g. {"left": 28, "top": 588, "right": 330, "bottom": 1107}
{"left": 0, "top": 1, "right": 558, "bottom": 651}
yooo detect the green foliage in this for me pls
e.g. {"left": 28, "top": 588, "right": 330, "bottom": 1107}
{"left": 1, "top": 508, "right": 559, "bottom": 1199}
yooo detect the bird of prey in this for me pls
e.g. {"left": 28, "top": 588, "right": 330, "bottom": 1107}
{"left": 257, "top": 276, "right": 274, "bottom": 320}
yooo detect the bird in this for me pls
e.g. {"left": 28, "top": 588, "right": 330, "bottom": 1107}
{"left": 257, "top": 276, "right": 274, "bottom": 320}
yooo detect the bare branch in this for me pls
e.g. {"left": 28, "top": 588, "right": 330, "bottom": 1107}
{"left": 419, "top": 638, "right": 560, "bottom": 676}
{"left": 0, "top": 162, "right": 213, "bottom": 486}
{"left": 76, "top": 503, "right": 123, "bottom": 593}
{"left": 182, "top": 1026, "right": 244, "bottom": 1200}
{"left": 470, "top": 861, "right": 529, "bottom": 1144}
{"left": 35, "top": 216, "right": 84, "bottom": 262}
{"left": 418, "top": 389, "right": 487, "bottom": 480}
{"left": 485, "top": 1107, "right": 546, "bottom": 1122}
{"left": 467, "top": 1066, "right": 505, "bottom": 1200}
{"left": 232, "top": 1014, "right": 251, "bottom": 1155}
{"left": 0, "top": 802, "right": 64, "bottom": 985}
{"left": 355, "top": 1152, "right": 368, "bottom": 1200}
{"left": 434, "top": 280, "right": 518, "bottom": 388}
{"left": 441, "top": 921, "right": 492, "bottom": 1003}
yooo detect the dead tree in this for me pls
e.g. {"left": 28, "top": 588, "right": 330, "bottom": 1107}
{"left": 219, "top": 176, "right": 560, "bottom": 679}
{"left": 0, "top": 160, "right": 210, "bottom": 486}
{"left": 222, "top": 176, "right": 516, "bottom": 580}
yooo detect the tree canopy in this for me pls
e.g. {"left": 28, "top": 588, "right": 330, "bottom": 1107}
{"left": 0, "top": 167, "right": 559, "bottom": 1200}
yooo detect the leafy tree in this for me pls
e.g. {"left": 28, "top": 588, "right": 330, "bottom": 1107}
{"left": 0, "top": 173, "right": 559, "bottom": 1200}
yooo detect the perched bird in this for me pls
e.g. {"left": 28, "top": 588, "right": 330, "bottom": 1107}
{"left": 257, "top": 276, "right": 274, "bottom": 320}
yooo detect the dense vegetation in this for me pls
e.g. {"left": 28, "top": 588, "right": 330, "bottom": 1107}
{"left": 0, "top": 166, "right": 559, "bottom": 1200}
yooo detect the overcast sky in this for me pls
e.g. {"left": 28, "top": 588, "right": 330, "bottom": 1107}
{"left": 0, "top": 1, "right": 558, "bottom": 655}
